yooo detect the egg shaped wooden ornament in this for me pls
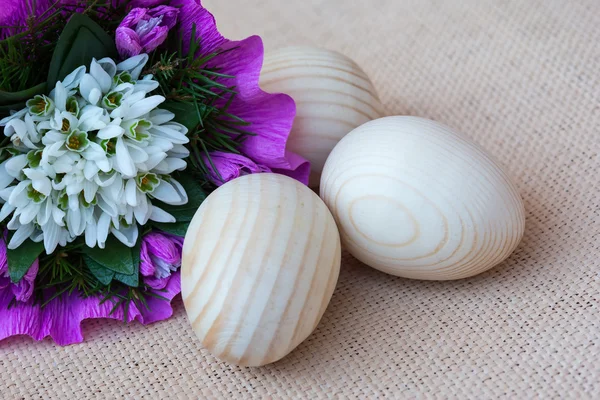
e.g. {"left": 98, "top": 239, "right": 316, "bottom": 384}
{"left": 260, "top": 46, "right": 384, "bottom": 187}
{"left": 182, "top": 173, "right": 341, "bottom": 367}
{"left": 320, "top": 116, "right": 526, "bottom": 280}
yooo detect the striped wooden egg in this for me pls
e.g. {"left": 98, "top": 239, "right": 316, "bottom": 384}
{"left": 320, "top": 116, "right": 526, "bottom": 280}
{"left": 260, "top": 46, "right": 384, "bottom": 187}
{"left": 182, "top": 173, "right": 341, "bottom": 366}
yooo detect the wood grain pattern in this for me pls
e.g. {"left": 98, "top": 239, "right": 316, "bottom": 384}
{"left": 320, "top": 117, "right": 526, "bottom": 280}
{"left": 182, "top": 173, "right": 341, "bottom": 366}
{"left": 260, "top": 46, "right": 384, "bottom": 187}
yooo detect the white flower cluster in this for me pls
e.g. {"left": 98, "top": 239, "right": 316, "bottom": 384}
{"left": 0, "top": 54, "right": 189, "bottom": 253}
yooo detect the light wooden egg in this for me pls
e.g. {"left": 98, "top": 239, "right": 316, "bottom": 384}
{"left": 260, "top": 46, "right": 384, "bottom": 187}
{"left": 182, "top": 173, "right": 341, "bottom": 367}
{"left": 320, "top": 116, "right": 525, "bottom": 280}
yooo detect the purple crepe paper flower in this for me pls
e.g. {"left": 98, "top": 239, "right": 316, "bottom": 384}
{"left": 116, "top": 6, "right": 179, "bottom": 58}
{"left": 0, "top": 272, "right": 181, "bottom": 346}
{"left": 203, "top": 151, "right": 271, "bottom": 186}
{"left": 0, "top": 239, "right": 38, "bottom": 303}
{"left": 140, "top": 233, "right": 184, "bottom": 290}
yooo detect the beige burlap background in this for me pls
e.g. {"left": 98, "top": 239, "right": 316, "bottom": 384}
{"left": 2, "top": 0, "right": 599, "bottom": 398}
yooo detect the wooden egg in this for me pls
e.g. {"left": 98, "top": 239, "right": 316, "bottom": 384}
{"left": 182, "top": 173, "right": 341, "bottom": 367}
{"left": 260, "top": 46, "right": 384, "bottom": 187}
{"left": 320, "top": 116, "right": 526, "bottom": 280}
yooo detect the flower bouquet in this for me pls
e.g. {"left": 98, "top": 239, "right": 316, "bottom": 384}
{"left": 0, "top": 0, "right": 308, "bottom": 345}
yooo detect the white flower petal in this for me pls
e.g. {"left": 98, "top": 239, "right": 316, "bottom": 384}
{"left": 90, "top": 58, "right": 113, "bottom": 93}
{"left": 8, "top": 223, "right": 34, "bottom": 249}
{"left": 80, "top": 74, "right": 102, "bottom": 105}
{"left": 97, "top": 194, "right": 118, "bottom": 217}
{"left": 148, "top": 109, "right": 175, "bottom": 125}
{"left": 151, "top": 179, "right": 187, "bottom": 205}
{"left": 84, "top": 160, "right": 100, "bottom": 181}
{"left": 144, "top": 152, "right": 167, "bottom": 171}
{"left": 126, "top": 141, "right": 149, "bottom": 164}
{"left": 19, "top": 202, "right": 41, "bottom": 224}
{"left": 97, "top": 212, "right": 111, "bottom": 248}
{"left": 38, "top": 197, "right": 52, "bottom": 226}
{"left": 32, "top": 176, "right": 52, "bottom": 197}
{"left": 83, "top": 180, "right": 98, "bottom": 203}
{"left": 0, "top": 108, "right": 27, "bottom": 126}
{"left": 42, "top": 219, "right": 61, "bottom": 254}
{"left": 123, "top": 95, "right": 165, "bottom": 120}
{"left": 94, "top": 172, "right": 117, "bottom": 188}
{"left": 85, "top": 215, "right": 97, "bottom": 248}
{"left": 133, "top": 194, "right": 151, "bottom": 225}
{"left": 0, "top": 202, "right": 15, "bottom": 222}
{"left": 97, "top": 57, "right": 117, "bottom": 78}
{"left": 0, "top": 160, "right": 15, "bottom": 190}
{"left": 169, "top": 144, "right": 190, "bottom": 158}
{"left": 116, "top": 54, "right": 149, "bottom": 80}
{"left": 9, "top": 180, "right": 31, "bottom": 208}
{"left": 61, "top": 66, "right": 86, "bottom": 91}
{"left": 133, "top": 79, "right": 159, "bottom": 93}
{"left": 5, "top": 155, "right": 28, "bottom": 179}
{"left": 54, "top": 81, "right": 68, "bottom": 111}
{"left": 153, "top": 157, "right": 187, "bottom": 174}
{"left": 149, "top": 205, "right": 176, "bottom": 223}
{"left": 149, "top": 124, "right": 189, "bottom": 145}
{"left": 110, "top": 223, "right": 138, "bottom": 247}
{"left": 125, "top": 179, "right": 138, "bottom": 206}
{"left": 0, "top": 186, "right": 14, "bottom": 202}
{"left": 114, "top": 137, "right": 136, "bottom": 178}
{"left": 97, "top": 124, "right": 124, "bottom": 140}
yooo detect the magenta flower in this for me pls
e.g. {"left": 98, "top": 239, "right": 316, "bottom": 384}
{"left": 116, "top": 6, "right": 179, "bottom": 58}
{"left": 140, "top": 232, "right": 184, "bottom": 290}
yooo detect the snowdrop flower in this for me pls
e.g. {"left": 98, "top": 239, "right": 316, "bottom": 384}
{"left": 0, "top": 54, "right": 189, "bottom": 253}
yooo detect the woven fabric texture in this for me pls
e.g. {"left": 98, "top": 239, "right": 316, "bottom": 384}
{"left": 2, "top": 0, "right": 599, "bottom": 398}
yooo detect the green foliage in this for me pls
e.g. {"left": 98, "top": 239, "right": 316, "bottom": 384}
{"left": 7, "top": 239, "right": 45, "bottom": 283}
{"left": 146, "top": 26, "right": 255, "bottom": 180}
{"left": 0, "top": 1, "right": 125, "bottom": 117}
{"left": 81, "top": 236, "right": 135, "bottom": 275}
{"left": 47, "top": 13, "right": 117, "bottom": 89}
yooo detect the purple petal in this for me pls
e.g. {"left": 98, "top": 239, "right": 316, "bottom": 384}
{"left": 203, "top": 151, "right": 271, "bottom": 186}
{"left": 139, "top": 25, "right": 170, "bottom": 53}
{"left": 149, "top": 6, "right": 179, "bottom": 29}
{"left": 0, "top": 272, "right": 182, "bottom": 346}
{"left": 203, "top": 35, "right": 311, "bottom": 183}
{"left": 116, "top": 27, "right": 144, "bottom": 58}
{"left": 128, "top": 0, "right": 168, "bottom": 7}
{"left": 272, "top": 151, "right": 311, "bottom": 186}
{"left": 11, "top": 259, "right": 38, "bottom": 302}
{"left": 172, "top": 0, "right": 226, "bottom": 56}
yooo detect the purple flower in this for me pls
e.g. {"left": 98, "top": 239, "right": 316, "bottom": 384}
{"left": 116, "top": 6, "right": 179, "bottom": 58}
{"left": 0, "top": 238, "right": 38, "bottom": 303}
{"left": 0, "top": 272, "right": 181, "bottom": 346}
{"left": 203, "top": 151, "right": 271, "bottom": 186}
{"left": 140, "top": 232, "right": 184, "bottom": 290}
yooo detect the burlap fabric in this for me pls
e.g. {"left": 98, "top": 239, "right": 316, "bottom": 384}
{"left": 2, "top": 0, "right": 599, "bottom": 398}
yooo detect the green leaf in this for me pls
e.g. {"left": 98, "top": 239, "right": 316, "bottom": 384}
{"left": 153, "top": 221, "right": 190, "bottom": 236}
{"left": 114, "top": 270, "right": 139, "bottom": 287}
{"left": 160, "top": 101, "right": 199, "bottom": 131}
{"left": 114, "top": 238, "right": 141, "bottom": 287}
{"left": 84, "top": 256, "right": 115, "bottom": 286}
{"left": 0, "top": 82, "right": 47, "bottom": 107}
{"left": 47, "top": 14, "right": 117, "bottom": 90}
{"left": 153, "top": 174, "right": 207, "bottom": 223}
{"left": 82, "top": 237, "right": 134, "bottom": 275}
{"left": 7, "top": 239, "right": 44, "bottom": 283}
